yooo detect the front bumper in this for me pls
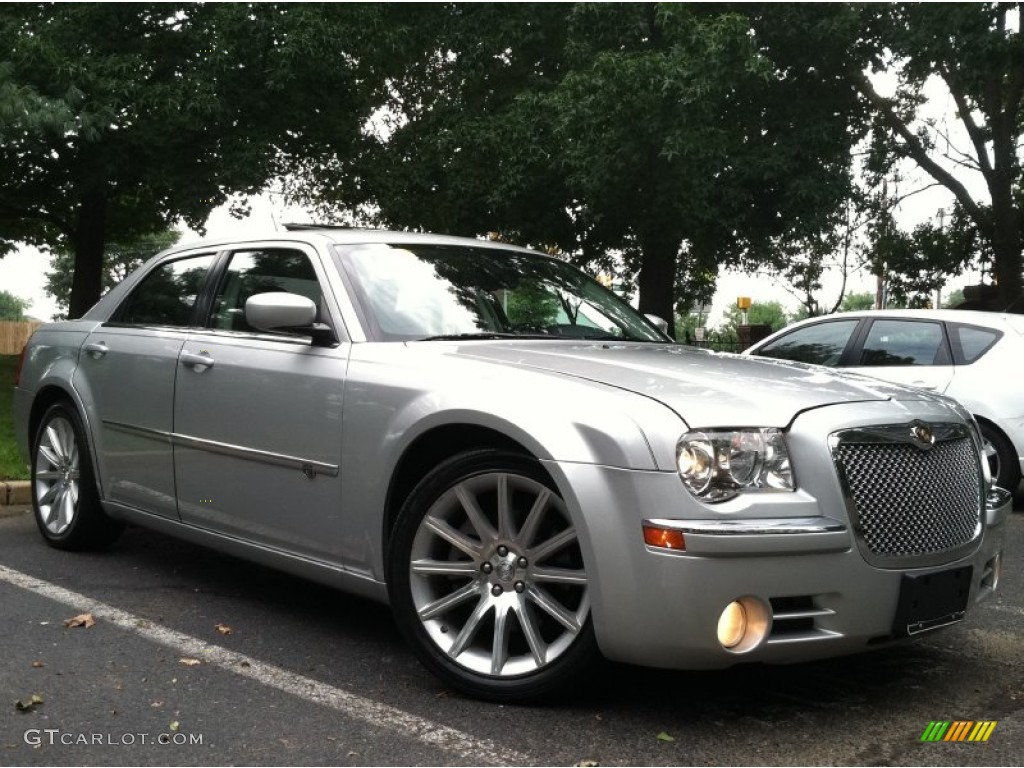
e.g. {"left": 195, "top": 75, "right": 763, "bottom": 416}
{"left": 544, "top": 401, "right": 1009, "bottom": 671}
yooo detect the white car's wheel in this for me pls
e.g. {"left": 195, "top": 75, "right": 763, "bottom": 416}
{"left": 979, "top": 421, "right": 1021, "bottom": 494}
{"left": 388, "top": 449, "right": 597, "bottom": 701}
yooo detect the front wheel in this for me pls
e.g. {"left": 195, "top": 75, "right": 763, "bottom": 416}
{"left": 979, "top": 421, "right": 1021, "bottom": 494}
{"left": 32, "top": 402, "right": 124, "bottom": 550}
{"left": 388, "top": 450, "right": 597, "bottom": 702}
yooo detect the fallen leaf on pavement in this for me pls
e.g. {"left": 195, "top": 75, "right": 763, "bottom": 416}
{"left": 179, "top": 658, "right": 201, "bottom": 667}
{"left": 151, "top": 701, "right": 164, "bottom": 708}
{"left": 656, "top": 731, "right": 675, "bottom": 742}
{"left": 169, "top": 721, "right": 180, "bottom": 732}
{"left": 14, "top": 694, "right": 44, "bottom": 712}
{"left": 215, "top": 623, "right": 233, "bottom": 635}
{"left": 64, "top": 613, "right": 95, "bottom": 629}
{"left": 575, "top": 761, "right": 600, "bottom": 767}
{"left": 31, "top": 661, "right": 44, "bottom": 668}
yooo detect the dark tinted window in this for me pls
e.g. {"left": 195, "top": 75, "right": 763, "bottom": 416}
{"left": 950, "top": 323, "right": 1001, "bottom": 364}
{"left": 860, "top": 320, "right": 947, "bottom": 366}
{"left": 755, "top": 320, "right": 859, "bottom": 365}
{"left": 208, "top": 249, "right": 323, "bottom": 333}
{"left": 117, "top": 254, "right": 216, "bottom": 327}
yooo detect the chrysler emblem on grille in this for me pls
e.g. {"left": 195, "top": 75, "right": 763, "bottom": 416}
{"left": 910, "top": 421, "right": 936, "bottom": 450}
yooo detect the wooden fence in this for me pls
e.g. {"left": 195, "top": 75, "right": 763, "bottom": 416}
{"left": 0, "top": 321, "right": 42, "bottom": 355}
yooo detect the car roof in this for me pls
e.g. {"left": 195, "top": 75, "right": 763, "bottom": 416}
{"left": 169, "top": 226, "right": 540, "bottom": 257}
{"left": 779, "top": 308, "right": 1024, "bottom": 334}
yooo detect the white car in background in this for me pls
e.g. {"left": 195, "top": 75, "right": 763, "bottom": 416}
{"left": 746, "top": 309, "right": 1024, "bottom": 494}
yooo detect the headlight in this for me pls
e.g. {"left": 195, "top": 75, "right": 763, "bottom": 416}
{"left": 676, "top": 428, "right": 793, "bottom": 502}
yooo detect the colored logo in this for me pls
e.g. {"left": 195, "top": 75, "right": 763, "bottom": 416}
{"left": 920, "top": 721, "right": 997, "bottom": 742}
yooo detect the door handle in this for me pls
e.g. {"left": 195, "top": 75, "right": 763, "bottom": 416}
{"left": 181, "top": 351, "right": 215, "bottom": 370}
{"left": 911, "top": 380, "right": 938, "bottom": 391}
{"left": 83, "top": 342, "right": 108, "bottom": 358}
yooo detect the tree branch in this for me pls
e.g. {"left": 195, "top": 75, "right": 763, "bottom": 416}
{"left": 851, "top": 69, "right": 990, "bottom": 234}
{"left": 939, "top": 65, "right": 995, "bottom": 180}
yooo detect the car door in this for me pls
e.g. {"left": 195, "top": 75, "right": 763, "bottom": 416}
{"left": 172, "top": 243, "right": 350, "bottom": 562}
{"left": 72, "top": 251, "right": 219, "bottom": 518}
{"left": 845, "top": 318, "right": 955, "bottom": 394}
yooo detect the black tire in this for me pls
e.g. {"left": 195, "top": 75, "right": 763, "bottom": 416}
{"left": 387, "top": 449, "right": 598, "bottom": 702}
{"left": 979, "top": 420, "right": 1021, "bottom": 495}
{"left": 31, "top": 402, "right": 124, "bottom": 551}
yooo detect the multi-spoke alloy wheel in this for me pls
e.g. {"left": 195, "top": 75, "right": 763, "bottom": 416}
{"left": 32, "top": 402, "right": 123, "bottom": 550}
{"left": 389, "top": 450, "right": 597, "bottom": 701}
{"left": 34, "top": 414, "right": 80, "bottom": 536}
{"left": 979, "top": 421, "right": 1021, "bottom": 493}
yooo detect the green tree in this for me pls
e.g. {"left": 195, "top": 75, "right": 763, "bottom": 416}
{"left": 839, "top": 291, "right": 876, "bottom": 312}
{"left": 45, "top": 230, "right": 179, "bottom": 319}
{"left": 0, "top": 4, "right": 374, "bottom": 318}
{"left": 0, "top": 289, "right": 30, "bottom": 320}
{"left": 294, "top": 4, "right": 863, "bottom": 337}
{"left": 943, "top": 288, "right": 966, "bottom": 309}
{"left": 850, "top": 3, "right": 1024, "bottom": 312}
{"left": 721, "top": 300, "right": 791, "bottom": 335}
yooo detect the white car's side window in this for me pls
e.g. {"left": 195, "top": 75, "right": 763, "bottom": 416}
{"left": 757, "top": 320, "right": 859, "bottom": 366}
{"left": 860, "top": 320, "right": 947, "bottom": 366}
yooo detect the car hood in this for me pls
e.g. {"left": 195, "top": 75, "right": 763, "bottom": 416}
{"left": 441, "top": 341, "right": 931, "bottom": 427}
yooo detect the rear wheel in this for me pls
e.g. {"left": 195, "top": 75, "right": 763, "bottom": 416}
{"left": 388, "top": 450, "right": 597, "bottom": 701}
{"left": 32, "top": 402, "right": 123, "bottom": 550}
{"left": 979, "top": 421, "right": 1021, "bottom": 494}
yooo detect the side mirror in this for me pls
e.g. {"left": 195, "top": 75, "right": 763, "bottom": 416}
{"left": 245, "top": 293, "right": 336, "bottom": 345}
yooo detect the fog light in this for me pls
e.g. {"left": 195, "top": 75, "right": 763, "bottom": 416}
{"left": 715, "top": 596, "right": 770, "bottom": 653}
{"left": 717, "top": 601, "right": 746, "bottom": 648}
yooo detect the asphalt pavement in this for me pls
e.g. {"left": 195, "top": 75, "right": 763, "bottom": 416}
{"left": 1, "top": 499, "right": 1022, "bottom": 766}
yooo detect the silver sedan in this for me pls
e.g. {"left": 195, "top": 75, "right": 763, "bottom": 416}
{"left": 13, "top": 228, "right": 1010, "bottom": 701}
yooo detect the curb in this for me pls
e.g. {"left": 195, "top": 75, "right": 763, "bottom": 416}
{"left": 1, "top": 480, "right": 31, "bottom": 506}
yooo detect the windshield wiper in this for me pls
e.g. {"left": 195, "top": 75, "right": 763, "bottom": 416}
{"left": 417, "top": 332, "right": 552, "bottom": 341}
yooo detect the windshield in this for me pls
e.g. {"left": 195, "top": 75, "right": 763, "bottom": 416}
{"left": 337, "top": 243, "right": 667, "bottom": 343}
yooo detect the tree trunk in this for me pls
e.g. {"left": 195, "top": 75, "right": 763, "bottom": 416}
{"left": 68, "top": 190, "right": 107, "bottom": 319}
{"left": 636, "top": 232, "right": 679, "bottom": 338}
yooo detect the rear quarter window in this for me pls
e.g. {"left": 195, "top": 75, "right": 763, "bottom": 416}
{"left": 949, "top": 323, "right": 1002, "bottom": 365}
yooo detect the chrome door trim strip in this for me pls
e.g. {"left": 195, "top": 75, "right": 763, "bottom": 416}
{"left": 103, "top": 421, "right": 339, "bottom": 477}
{"left": 104, "top": 421, "right": 172, "bottom": 443}
{"left": 172, "top": 433, "right": 340, "bottom": 477}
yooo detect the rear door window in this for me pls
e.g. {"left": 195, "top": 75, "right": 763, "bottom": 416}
{"left": 859, "top": 320, "right": 949, "bottom": 366}
{"left": 114, "top": 253, "right": 217, "bottom": 327}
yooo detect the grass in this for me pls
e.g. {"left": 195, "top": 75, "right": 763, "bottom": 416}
{"left": 1, "top": 354, "right": 29, "bottom": 481}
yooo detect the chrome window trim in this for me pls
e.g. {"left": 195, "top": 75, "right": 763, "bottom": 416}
{"left": 104, "top": 421, "right": 339, "bottom": 477}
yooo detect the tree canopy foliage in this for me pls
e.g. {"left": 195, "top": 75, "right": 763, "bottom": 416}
{"left": 4, "top": 3, "right": 1024, "bottom": 323}
{"left": 0, "top": 289, "right": 30, "bottom": 320}
{"left": 294, "top": 3, "right": 863, "bottom": 335}
{"left": 851, "top": 2, "right": 1024, "bottom": 311}
{"left": 0, "top": 3, "right": 373, "bottom": 317}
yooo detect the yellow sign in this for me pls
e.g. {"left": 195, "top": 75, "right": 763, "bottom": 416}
{"left": 737, "top": 296, "right": 752, "bottom": 310}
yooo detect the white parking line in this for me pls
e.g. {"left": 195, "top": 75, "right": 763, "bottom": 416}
{"left": 0, "top": 564, "right": 530, "bottom": 766}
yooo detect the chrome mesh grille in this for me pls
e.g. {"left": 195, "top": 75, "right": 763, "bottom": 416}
{"left": 833, "top": 436, "right": 981, "bottom": 559}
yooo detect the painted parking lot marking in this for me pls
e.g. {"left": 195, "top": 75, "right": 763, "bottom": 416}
{"left": 0, "top": 564, "right": 530, "bottom": 766}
